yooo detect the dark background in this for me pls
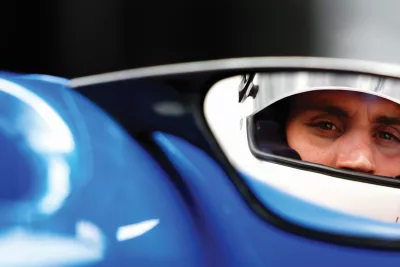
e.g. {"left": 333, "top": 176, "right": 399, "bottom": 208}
{"left": 2, "top": 0, "right": 400, "bottom": 78}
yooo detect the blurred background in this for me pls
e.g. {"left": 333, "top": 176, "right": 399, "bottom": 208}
{"left": 2, "top": 0, "right": 400, "bottom": 78}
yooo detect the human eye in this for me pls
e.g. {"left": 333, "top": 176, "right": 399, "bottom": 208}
{"left": 313, "top": 121, "right": 339, "bottom": 132}
{"left": 374, "top": 130, "right": 400, "bottom": 143}
{"left": 306, "top": 119, "right": 342, "bottom": 133}
{"left": 305, "top": 118, "right": 343, "bottom": 139}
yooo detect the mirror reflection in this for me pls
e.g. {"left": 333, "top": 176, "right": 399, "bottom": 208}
{"left": 204, "top": 70, "right": 400, "bottom": 224}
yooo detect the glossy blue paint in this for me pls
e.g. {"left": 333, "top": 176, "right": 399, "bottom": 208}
{"left": 0, "top": 72, "right": 69, "bottom": 85}
{"left": 0, "top": 72, "right": 22, "bottom": 79}
{"left": 154, "top": 132, "right": 400, "bottom": 266}
{"left": 6, "top": 69, "right": 400, "bottom": 266}
{"left": 0, "top": 76, "right": 204, "bottom": 266}
{"left": 19, "top": 74, "right": 69, "bottom": 86}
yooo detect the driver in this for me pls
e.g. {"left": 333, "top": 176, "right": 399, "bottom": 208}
{"left": 250, "top": 72, "right": 400, "bottom": 179}
{"left": 286, "top": 90, "right": 400, "bottom": 177}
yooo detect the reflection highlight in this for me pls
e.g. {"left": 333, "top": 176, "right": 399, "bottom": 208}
{"left": 0, "top": 78, "right": 74, "bottom": 153}
{"left": 0, "top": 222, "right": 104, "bottom": 266}
{"left": 116, "top": 219, "right": 160, "bottom": 242}
{"left": 38, "top": 157, "right": 71, "bottom": 215}
{"left": 0, "top": 78, "right": 76, "bottom": 217}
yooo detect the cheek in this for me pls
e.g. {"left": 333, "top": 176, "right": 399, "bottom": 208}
{"left": 374, "top": 155, "right": 400, "bottom": 177}
{"left": 286, "top": 121, "right": 335, "bottom": 165}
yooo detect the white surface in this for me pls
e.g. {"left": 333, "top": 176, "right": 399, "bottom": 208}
{"left": 116, "top": 219, "right": 160, "bottom": 242}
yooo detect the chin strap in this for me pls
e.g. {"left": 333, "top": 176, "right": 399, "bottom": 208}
{"left": 255, "top": 120, "right": 301, "bottom": 160}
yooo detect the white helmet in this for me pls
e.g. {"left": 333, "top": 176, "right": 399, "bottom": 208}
{"left": 205, "top": 70, "right": 400, "bottom": 224}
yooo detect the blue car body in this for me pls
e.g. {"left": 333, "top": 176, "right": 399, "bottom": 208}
{"left": 2, "top": 70, "right": 400, "bottom": 266}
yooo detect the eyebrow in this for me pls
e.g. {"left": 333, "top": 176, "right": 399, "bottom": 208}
{"left": 375, "top": 116, "right": 400, "bottom": 126}
{"left": 294, "top": 101, "right": 400, "bottom": 126}
{"left": 299, "top": 105, "right": 350, "bottom": 118}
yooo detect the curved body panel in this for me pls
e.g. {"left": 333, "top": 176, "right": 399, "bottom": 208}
{"left": 154, "top": 132, "right": 400, "bottom": 267}
{"left": 0, "top": 74, "right": 203, "bottom": 266}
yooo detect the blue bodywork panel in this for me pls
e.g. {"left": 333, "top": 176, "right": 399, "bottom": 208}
{"left": 1, "top": 72, "right": 400, "bottom": 266}
{"left": 0, "top": 74, "right": 203, "bottom": 266}
{"left": 153, "top": 132, "right": 400, "bottom": 266}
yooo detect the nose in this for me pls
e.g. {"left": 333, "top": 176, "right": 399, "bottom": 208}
{"left": 335, "top": 140, "right": 375, "bottom": 174}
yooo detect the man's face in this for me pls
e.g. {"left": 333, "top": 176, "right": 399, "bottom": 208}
{"left": 285, "top": 90, "right": 400, "bottom": 178}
